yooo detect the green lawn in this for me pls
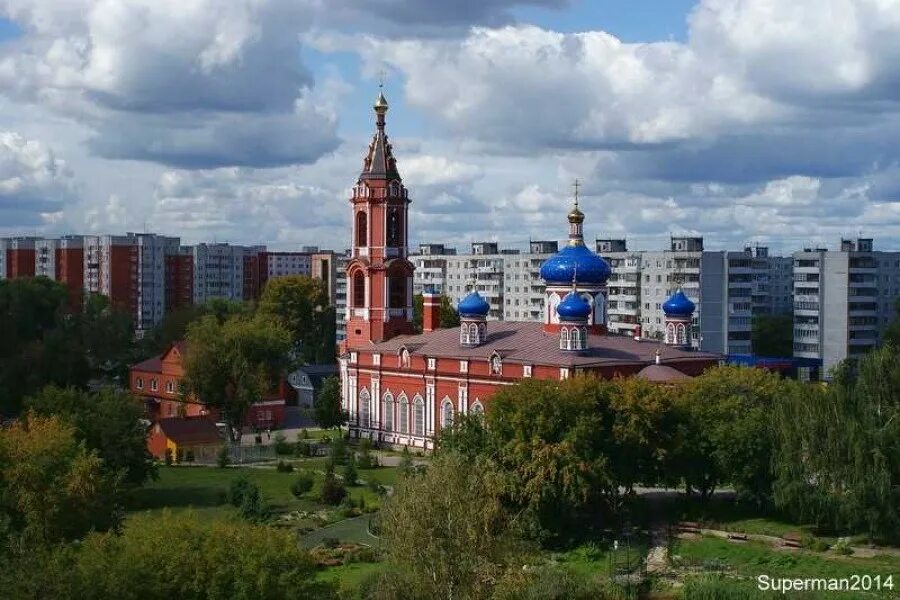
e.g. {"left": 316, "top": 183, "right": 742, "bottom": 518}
{"left": 128, "top": 463, "right": 397, "bottom": 519}
{"left": 673, "top": 536, "right": 899, "bottom": 591}
{"left": 316, "top": 561, "right": 384, "bottom": 594}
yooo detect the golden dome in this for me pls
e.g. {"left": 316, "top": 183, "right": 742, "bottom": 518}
{"left": 374, "top": 90, "right": 389, "bottom": 111}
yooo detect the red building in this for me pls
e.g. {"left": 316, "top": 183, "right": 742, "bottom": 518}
{"left": 7, "top": 237, "right": 36, "bottom": 278}
{"left": 339, "top": 90, "right": 722, "bottom": 449}
{"left": 130, "top": 341, "right": 292, "bottom": 430}
{"left": 165, "top": 251, "right": 194, "bottom": 312}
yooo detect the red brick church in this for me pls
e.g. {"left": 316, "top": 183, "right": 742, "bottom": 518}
{"left": 339, "top": 89, "right": 721, "bottom": 449}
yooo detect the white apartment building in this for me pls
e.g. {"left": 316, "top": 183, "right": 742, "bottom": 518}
{"left": 335, "top": 251, "right": 350, "bottom": 343}
{"left": 192, "top": 243, "right": 262, "bottom": 304}
{"left": 793, "top": 238, "right": 900, "bottom": 380}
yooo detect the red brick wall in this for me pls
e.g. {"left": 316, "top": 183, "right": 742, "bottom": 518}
{"left": 56, "top": 247, "right": 84, "bottom": 310}
{"left": 165, "top": 254, "right": 193, "bottom": 311}
{"left": 8, "top": 248, "right": 35, "bottom": 278}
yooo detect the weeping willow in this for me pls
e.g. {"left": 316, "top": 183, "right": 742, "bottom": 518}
{"left": 773, "top": 345, "right": 900, "bottom": 541}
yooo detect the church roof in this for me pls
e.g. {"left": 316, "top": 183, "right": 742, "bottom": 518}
{"left": 635, "top": 364, "right": 692, "bottom": 382}
{"left": 359, "top": 321, "right": 719, "bottom": 368}
{"left": 360, "top": 89, "right": 400, "bottom": 181}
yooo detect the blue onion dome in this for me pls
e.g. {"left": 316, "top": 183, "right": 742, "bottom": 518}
{"left": 540, "top": 244, "right": 611, "bottom": 285}
{"left": 663, "top": 287, "right": 696, "bottom": 317}
{"left": 458, "top": 290, "right": 490, "bottom": 318}
{"left": 556, "top": 290, "right": 592, "bottom": 321}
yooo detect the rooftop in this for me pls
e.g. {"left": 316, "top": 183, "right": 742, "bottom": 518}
{"left": 358, "top": 321, "right": 719, "bottom": 368}
{"left": 157, "top": 416, "right": 221, "bottom": 445}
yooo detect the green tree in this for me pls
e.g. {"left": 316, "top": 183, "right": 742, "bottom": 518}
{"left": 181, "top": 315, "right": 292, "bottom": 440}
{"left": 78, "top": 293, "right": 134, "bottom": 382}
{"left": 0, "top": 415, "right": 121, "bottom": 545}
{"left": 436, "top": 412, "right": 492, "bottom": 460}
{"left": 314, "top": 376, "right": 346, "bottom": 429}
{"left": 0, "top": 511, "right": 336, "bottom": 600}
{"left": 773, "top": 346, "right": 900, "bottom": 541}
{"left": 751, "top": 314, "right": 794, "bottom": 357}
{"left": 136, "top": 299, "right": 250, "bottom": 357}
{"left": 25, "top": 385, "right": 155, "bottom": 486}
{"left": 257, "top": 275, "right": 335, "bottom": 364}
{"left": 412, "top": 293, "right": 461, "bottom": 332}
{"left": 342, "top": 454, "right": 358, "bottom": 486}
{"left": 486, "top": 377, "right": 618, "bottom": 539}
{"left": 882, "top": 298, "right": 900, "bottom": 347}
{"left": 677, "top": 366, "right": 783, "bottom": 504}
{"left": 376, "top": 452, "right": 526, "bottom": 600}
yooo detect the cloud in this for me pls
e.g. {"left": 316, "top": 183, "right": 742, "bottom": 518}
{"left": 0, "top": 0, "right": 340, "bottom": 168}
{"left": 0, "top": 130, "right": 77, "bottom": 228}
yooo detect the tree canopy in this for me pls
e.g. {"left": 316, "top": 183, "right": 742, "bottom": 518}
{"left": 181, "top": 314, "right": 292, "bottom": 437}
{"left": 751, "top": 314, "right": 794, "bottom": 357}
{"left": 412, "top": 292, "right": 461, "bottom": 332}
{"left": 313, "top": 376, "right": 346, "bottom": 429}
{"left": 257, "top": 276, "right": 335, "bottom": 364}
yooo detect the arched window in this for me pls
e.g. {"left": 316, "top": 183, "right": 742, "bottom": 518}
{"left": 383, "top": 392, "right": 394, "bottom": 432}
{"left": 352, "top": 272, "right": 365, "bottom": 308}
{"left": 490, "top": 354, "right": 502, "bottom": 375}
{"left": 677, "top": 323, "right": 687, "bottom": 345}
{"left": 356, "top": 211, "right": 367, "bottom": 247}
{"left": 441, "top": 399, "right": 454, "bottom": 429}
{"left": 413, "top": 396, "right": 425, "bottom": 436}
{"left": 387, "top": 206, "right": 402, "bottom": 247}
{"left": 389, "top": 275, "right": 406, "bottom": 308}
{"left": 571, "top": 327, "right": 581, "bottom": 349}
{"left": 666, "top": 323, "right": 675, "bottom": 345}
{"left": 468, "top": 323, "right": 478, "bottom": 343}
{"left": 460, "top": 324, "right": 469, "bottom": 344}
{"left": 400, "top": 348, "right": 410, "bottom": 368}
{"left": 399, "top": 395, "right": 410, "bottom": 433}
{"left": 560, "top": 327, "right": 569, "bottom": 350}
{"left": 470, "top": 401, "right": 484, "bottom": 417}
{"left": 359, "top": 388, "right": 371, "bottom": 428}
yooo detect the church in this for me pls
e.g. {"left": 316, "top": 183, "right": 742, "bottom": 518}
{"left": 338, "top": 89, "right": 721, "bottom": 449}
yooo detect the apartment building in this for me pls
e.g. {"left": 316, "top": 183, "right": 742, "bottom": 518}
{"left": 596, "top": 239, "right": 641, "bottom": 337}
{"left": 335, "top": 251, "right": 350, "bottom": 343}
{"left": 84, "top": 233, "right": 181, "bottom": 329}
{"left": 793, "top": 238, "right": 900, "bottom": 380}
{"left": 192, "top": 243, "right": 263, "bottom": 305}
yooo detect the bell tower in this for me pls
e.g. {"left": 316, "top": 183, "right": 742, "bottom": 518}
{"left": 344, "top": 87, "right": 415, "bottom": 348}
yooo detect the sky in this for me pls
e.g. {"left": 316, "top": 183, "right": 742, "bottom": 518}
{"left": 1, "top": 0, "right": 900, "bottom": 254}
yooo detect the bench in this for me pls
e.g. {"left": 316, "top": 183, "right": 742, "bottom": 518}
{"left": 678, "top": 521, "right": 702, "bottom": 535}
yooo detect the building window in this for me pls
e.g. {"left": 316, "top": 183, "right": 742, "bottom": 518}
{"left": 470, "top": 401, "right": 484, "bottom": 416}
{"left": 150, "top": 379, "right": 158, "bottom": 392}
{"left": 350, "top": 352, "right": 358, "bottom": 364}
{"left": 383, "top": 392, "right": 394, "bottom": 432}
{"left": 356, "top": 211, "right": 368, "bottom": 247}
{"left": 441, "top": 399, "right": 454, "bottom": 429}
{"left": 400, "top": 348, "right": 410, "bottom": 368}
{"left": 427, "top": 357, "right": 436, "bottom": 370}
{"left": 373, "top": 353, "right": 381, "bottom": 366}
{"left": 352, "top": 272, "right": 365, "bottom": 307}
{"left": 359, "top": 388, "right": 371, "bottom": 428}
{"left": 459, "top": 360, "right": 468, "bottom": 373}
{"left": 400, "top": 395, "right": 411, "bottom": 434}
{"left": 523, "top": 365, "right": 532, "bottom": 378}
{"left": 136, "top": 377, "right": 143, "bottom": 390}
{"left": 165, "top": 380, "right": 174, "bottom": 394}
{"left": 413, "top": 397, "right": 425, "bottom": 436}
{"left": 490, "top": 354, "right": 502, "bottom": 375}
{"left": 560, "top": 368, "right": 570, "bottom": 380}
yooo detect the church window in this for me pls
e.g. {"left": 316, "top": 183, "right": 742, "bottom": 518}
{"left": 490, "top": 354, "right": 502, "bottom": 375}
{"left": 356, "top": 211, "right": 367, "bottom": 247}
{"left": 560, "top": 327, "right": 569, "bottom": 350}
{"left": 359, "top": 388, "right": 371, "bottom": 428}
{"left": 400, "top": 348, "right": 410, "bottom": 368}
{"left": 389, "top": 276, "right": 406, "bottom": 308}
{"left": 399, "top": 395, "right": 410, "bottom": 433}
{"left": 383, "top": 392, "right": 394, "bottom": 432}
{"left": 352, "top": 272, "right": 365, "bottom": 308}
{"left": 387, "top": 207, "right": 402, "bottom": 247}
{"left": 470, "top": 401, "right": 484, "bottom": 416}
{"left": 413, "top": 397, "right": 425, "bottom": 435}
{"left": 441, "top": 399, "right": 454, "bottom": 429}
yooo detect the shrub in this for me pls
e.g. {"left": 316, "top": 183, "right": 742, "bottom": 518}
{"left": 320, "top": 469, "right": 347, "bottom": 505}
{"left": 294, "top": 440, "right": 313, "bottom": 457}
{"left": 238, "top": 485, "right": 271, "bottom": 523}
{"left": 291, "top": 472, "right": 315, "bottom": 498}
{"left": 331, "top": 436, "right": 347, "bottom": 464}
{"left": 274, "top": 433, "right": 293, "bottom": 455}
{"left": 276, "top": 459, "right": 294, "bottom": 473}
{"left": 399, "top": 446, "right": 413, "bottom": 474}
{"left": 216, "top": 445, "right": 230, "bottom": 468}
{"left": 228, "top": 477, "right": 256, "bottom": 507}
{"left": 832, "top": 538, "right": 853, "bottom": 555}
{"left": 343, "top": 455, "right": 359, "bottom": 486}
{"left": 164, "top": 448, "right": 173, "bottom": 466}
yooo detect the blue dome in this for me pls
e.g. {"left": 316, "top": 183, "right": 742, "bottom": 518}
{"left": 539, "top": 244, "right": 611, "bottom": 286}
{"left": 556, "top": 290, "right": 592, "bottom": 320}
{"left": 663, "top": 288, "right": 695, "bottom": 317}
{"left": 457, "top": 290, "right": 490, "bottom": 318}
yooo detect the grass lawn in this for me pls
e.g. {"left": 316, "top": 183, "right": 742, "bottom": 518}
{"left": 673, "top": 536, "right": 899, "bottom": 586}
{"left": 316, "top": 561, "right": 385, "bottom": 594}
{"left": 128, "top": 463, "right": 395, "bottom": 519}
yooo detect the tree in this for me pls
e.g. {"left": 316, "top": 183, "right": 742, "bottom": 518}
{"left": 375, "top": 452, "right": 526, "bottom": 600}
{"left": 290, "top": 472, "right": 314, "bottom": 498}
{"left": 78, "top": 293, "right": 134, "bottom": 382}
{"left": 314, "top": 376, "right": 346, "bottom": 429}
{"left": 773, "top": 346, "right": 900, "bottom": 541}
{"left": 677, "top": 366, "right": 783, "bottom": 504}
{"left": 486, "top": 377, "right": 618, "bottom": 539}
{"left": 136, "top": 299, "right": 250, "bottom": 357}
{"left": 0, "top": 415, "right": 121, "bottom": 545}
{"left": 342, "top": 454, "right": 359, "bottom": 486}
{"left": 412, "top": 293, "right": 461, "bottom": 333}
{"left": 751, "top": 314, "right": 793, "bottom": 357}
{"left": 25, "top": 385, "right": 155, "bottom": 486}
{"left": 0, "top": 511, "right": 336, "bottom": 600}
{"left": 181, "top": 315, "right": 292, "bottom": 440}
{"left": 257, "top": 275, "right": 335, "bottom": 364}
{"left": 882, "top": 298, "right": 900, "bottom": 347}
{"left": 436, "top": 412, "right": 492, "bottom": 460}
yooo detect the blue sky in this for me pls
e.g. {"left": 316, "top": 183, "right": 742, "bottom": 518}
{"left": 1, "top": 1, "right": 899, "bottom": 253}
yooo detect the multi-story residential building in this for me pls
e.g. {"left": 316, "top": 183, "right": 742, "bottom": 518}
{"left": 335, "top": 251, "right": 350, "bottom": 343}
{"left": 7, "top": 237, "right": 37, "bottom": 279}
{"left": 192, "top": 243, "right": 262, "bottom": 305}
{"left": 596, "top": 239, "right": 641, "bottom": 337}
{"left": 84, "top": 233, "right": 181, "bottom": 330}
{"left": 503, "top": 241, "right": 558, "bottom": 322}
{"left": 411, "top": 243, "right": 455, "bottom": 295}
{"left": 165, "top": 245, "right": 194, "bottom": 313}
{"left": 793, "top": 238, "right": 900, "bottom": 381}
{"left": 0, "top": 238, "right": 6, "bottom": 279}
